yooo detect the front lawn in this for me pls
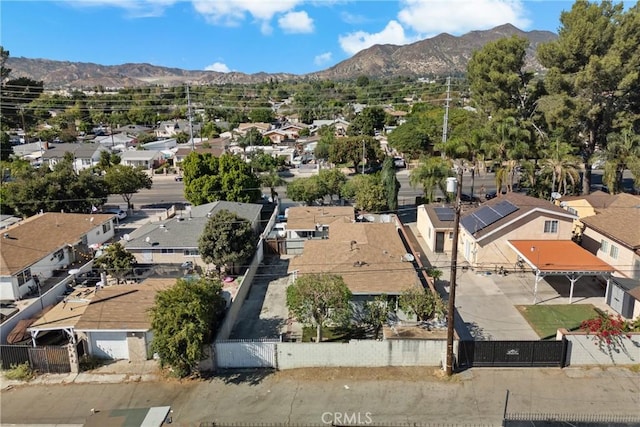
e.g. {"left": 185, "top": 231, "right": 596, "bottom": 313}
{"left": 302, "top": 325, "right": 368, "bottom": 342}
{"left": 516, "top": 304, "right": 599, "bottom": 339}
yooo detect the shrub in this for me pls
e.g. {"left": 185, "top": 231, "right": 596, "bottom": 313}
{"left": 79, "top": 355, "right": 105, "bottom": 371}
{"left": 4, "top": 362, "right": 35, "bottom": 381}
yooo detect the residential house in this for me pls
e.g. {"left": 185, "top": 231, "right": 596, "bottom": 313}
{"left": 173, "top": 139, "right": 229, "bottom": 170}
{"left": 309, "top": 119, "right": 350, "bottom": 137}
{"left": 284, "top": 206, "right": 355, "bottom": 240}
{"left": 73, "top": 279, "right": 174, "bottom": 360}
{"left": 416, "top": 204, "right": 455, "bottom": 253}
{"left": 0, "top": 212, "right": 115, "bottom": 302}
{"left": 123, "top": 201, "right": 263, "bottom": 269}
{"left": 41, "top": 143, "right": 109, "bottom": 172}
{"left": 454, "top": 193, "right": 576, "bottom": 270}
{"left": 119, "top": 150, "right": 163, "bottom": 170}
{"left": 155, "top": 120, "right": 200, "bottom": 139}
{"left": 287, "top": 220, "right": 421, "bottom": 296}
{"left": 555, "top": 190, "right": 618, "bottom": 235}
{"left": 91, "top": 133, "right": 136, "bottom": 151}
{"left": 114, "top": 124, "right": 154, "bottom": 136}
{"left": 580, "top": 193, "right": 640, "bottom": 280}
{"left": 236, "top": 122, "right": 272, "bottom": 137}
{"left": 10, "top": 140, "right": 48, "bottom": 165}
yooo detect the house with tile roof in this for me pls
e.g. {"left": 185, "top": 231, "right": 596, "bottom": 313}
{"left": 287, "top": 220, "right": 421, "bottom": 296}
{"left": 123, "top": 201, "right": 263, "bottom": 269}
{"left": 456, "top": 193, "right": 577, "bottom": 270}
{"left": 580, "top": 193, "right": 640, "bottom": 280}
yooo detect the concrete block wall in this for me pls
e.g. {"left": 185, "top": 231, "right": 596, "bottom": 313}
{"left": 558, "top": 330, "right": 640, "bottom": 366}
{"left": 277, "top": 339, "right": 446, "bottom": 370}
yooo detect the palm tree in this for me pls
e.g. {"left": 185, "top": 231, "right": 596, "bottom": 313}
{"left": 541, "top": 139, "right": 581, "bottom": 197}
{"left": 409, "top": 156, "right": 452, "bottom": 203}
{"left": 259, "top": 170, "right": 285, "bottom": 203}
{"left": 480, "top": 116, "right": 531, "bottom": 193}
{"left": 602, "top": 128, "right": 640, "bottom": 194}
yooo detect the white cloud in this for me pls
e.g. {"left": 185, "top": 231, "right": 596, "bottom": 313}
{"left": 397, "top": 0, "right": 531, "bottom": 35}
{"left": 278, "top": 11, "right": 314, "bottom": 33}
{"left": 65, "top": 0, "right": 178, "bottom": 18}
{"left": 338, "top": 20, "right": 411, "bottom": 55}
{"left": 192, "top": 0, "right": 302, "bottom": 29}
{"left": 340, "top": 11, "right": 367, "bottom": 25}
{"left": 314, "top": 52, "right": 332, "bottom": 66}
{"left": 205, "top": 62, "right": 231, "bottom": 73}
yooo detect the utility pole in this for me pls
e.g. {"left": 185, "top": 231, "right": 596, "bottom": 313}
{"left": 446, "top": 166, "right": 463, "bottom": 376}
{"left": 441, "top": 76, "right": 451, "bottom": 158}
{"left": 361, "top": 139, "right": 365, "bottom": 175}
{"left": 187, "top": 84, "right": 194, "bottom": 151}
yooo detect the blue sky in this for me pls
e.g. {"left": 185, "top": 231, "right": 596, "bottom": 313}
{"left": 2, "top": 1, "right": 575, "bottom": 75}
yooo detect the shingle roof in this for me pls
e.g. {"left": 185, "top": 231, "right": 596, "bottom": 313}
{"left": 1, "top": 213, "right": 114, "bottom": 276}
{"left": 74, "top": 280, "right": 173, "bottom": 331}
{"left": 124, "top": 202, "right": 263, "bottom": 249}
{"left": 461, "top": 192, "right": 574, "bottom": 239}
{"left": 581, "top": 193, "right": 640, "bottom": 249}
{"left": 422, "top": 204, "right": 455, "bottom": 229}
{"left": 288, "top": 221, "right": 421, "bottom": 295}
{"left": 41, "top": 143, "right": 104, "bottom": 159}
{"left": 286, "top": 206, "right": 355, "bottom": 230}
{"left": 119, "top": 150, "right": 161, "bottom": 161}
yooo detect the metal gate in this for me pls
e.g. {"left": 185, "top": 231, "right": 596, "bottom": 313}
{"left": 0, "top": 345, "right": 71, "bottom": 373}
{"left": 458, "top": 339, "right": 567, "bottom": 368}
{"left": 215, "top": 339, "right": 278, "bottom": 368}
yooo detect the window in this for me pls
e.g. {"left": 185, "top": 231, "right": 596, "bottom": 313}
{"left": 17, "top": 268, "right": 32, "bottom": 287}
{"left": 183, "top": 249, "right": 199, "bottom": 256}
{"left": 448, "top": 232, "right": 454, "bottom": 240}
{"left": 102, "top": 222, "right": 111, "bottom": 233}
{"left": 543, "top": 220, "right": 558, "bottom": 233}
{"left": 600, "top": 240, "right": 609, "bottom": 253}
{"left": 161, "top": 249, "right": 175, "bottom": 254}
{"left": 567, "top": 207, "right": 578, "bottom": 215}
{"left": 609, "top": 245, "right": 619, "bottom": 260}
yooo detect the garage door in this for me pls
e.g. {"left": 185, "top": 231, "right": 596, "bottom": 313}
{"left": 90, "top": 332, "right": 129, "bottom": 359}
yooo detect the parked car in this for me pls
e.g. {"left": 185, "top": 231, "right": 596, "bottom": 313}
{"left": 104, "top": 209, "right": 127, "bottom": 220}
{"left": 393, "top": 157, "right": 406, "bottom": 168}
{"left": 174, "top": 175, "right": 183, "bottom": 182}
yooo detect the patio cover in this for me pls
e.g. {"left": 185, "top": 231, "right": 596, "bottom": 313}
{"left": 508, "top": 240, "right": 614, "bottom": 304}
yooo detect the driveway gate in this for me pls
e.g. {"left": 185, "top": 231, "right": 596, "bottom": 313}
{"left": 458, "top": 339, "right": 567, "bottom": 368}
{"left": 215, "top": 339, "right": 278, "bottom": 368}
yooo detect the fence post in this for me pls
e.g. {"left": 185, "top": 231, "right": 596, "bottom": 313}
{"left": 67, "top": 343, "right": 79, "bottom": 374}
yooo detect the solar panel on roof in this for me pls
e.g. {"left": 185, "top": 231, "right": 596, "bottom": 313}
{"left": 434, "top": 207, "right": 455, "bottom": 222}
{"left": 461, "top": 200, "right": 520, "bottom": 234}
{"left": 493, "top": 200, "right": 519, "bottom": 217}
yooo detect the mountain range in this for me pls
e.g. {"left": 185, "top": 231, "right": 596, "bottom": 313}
{"left": 6, "top": 24, "right": 556, "bottom": 89}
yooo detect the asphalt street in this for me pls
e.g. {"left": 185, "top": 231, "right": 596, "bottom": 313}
{"left": 1, "top": 367, "right": 639, "bottom": 426}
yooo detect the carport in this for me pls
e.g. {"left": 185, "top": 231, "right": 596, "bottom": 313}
{"left": 508, "top": 240, "right": 614, "bottom": 304}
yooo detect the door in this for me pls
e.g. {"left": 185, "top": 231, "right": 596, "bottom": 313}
{"left": 435, "top": 232, "right": 445, "bottom": 253}
{"left": 142, "top": 250, "right": 152, "bottom": 262}
{"left": 609, "top": 285, "right": 625, "bottom": 315}
{"left": 90, "top": 332, "right": 129, "bottom": 359}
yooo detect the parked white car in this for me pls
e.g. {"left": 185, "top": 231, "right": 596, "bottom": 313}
{"left": 104, "top": 209, "right": 127, "bottom": 220}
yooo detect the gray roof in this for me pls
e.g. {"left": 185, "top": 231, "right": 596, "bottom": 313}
{"left": 124, "top": 201, "right": 263, "bottom": 250}
{"left": 41, "top": 143, "right": 105, "bottom": 159}
{"left": 120, "top": 150, "right": 162, "bottom": 161}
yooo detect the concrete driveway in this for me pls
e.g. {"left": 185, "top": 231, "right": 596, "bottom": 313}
{"left": 405, "top": 223, "right": 610, "bottom": 341}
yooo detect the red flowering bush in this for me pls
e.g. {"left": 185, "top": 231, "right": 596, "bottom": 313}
{"left": 580, "top": 312, "right": 631, "bottom": 348}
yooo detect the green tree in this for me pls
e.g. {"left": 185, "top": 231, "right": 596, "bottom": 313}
{"left": 1, "top": 131, "right": 12, "bottom": 161}
{"left": 360, "top": 294, "right": 391, "bottom": 339}
{"left": 286, "top": 176, "right": 324, "bottom": 206}
{"left": 198, "top": 209, "right": 258, "bottom": 276}
{"left": 317, "top": 168, "right": 347, "bottom": 203}
{"left": 96, "top": 150, "right": 121, "bottom": 172}
{"left": 537, "top": 1, "right": 638, "bottom": 193}
{"left": 540, "top": 139, "right": 581, "bottom": 197}
{"left": 182, "top": 153, "right": 261, "bottom": 205}
{"left": 341, "top": 174, "right": 386, "bottom": 212}
{"left": 409, "top": 156, "right": 452, "bottom": 203}
{"left": 93, "top": 242, "right": 136, "bottom": 284}
{"left": 175, "top": 131, "right": 190, "bottom": 144}
{"left": 602, "top": 128, "right": 640, "bottom": 193}
{"left": 249, "top": 108, "right": 274, "bottom": 124}
{"left": 259, "top": 170, "right": 285, "bottom": 203}
{"left": 347, "top": 107, "right": 388, "bottom": 136}
{"left": 135, "top": 133, "right": 157, "bottom": 145}
{"left": 103, "top": 164, "right": 152, "bottom": 210}
{"left": 381, "top": 157, "right": 400, "bottom": 211}
{"left": 328, "top": 136, "right": 381, "bottom": 171}
{"left": 399, "top": 287, "right": 445, "bottom": 322}
{"left": 387, "top": 115, "right": 437, "bottom": 158}
{"left": 286, "top": 273, "right": 352, "bottom": 344}
{"left": 150, "top": 277, "right": 226, "bottom": 377}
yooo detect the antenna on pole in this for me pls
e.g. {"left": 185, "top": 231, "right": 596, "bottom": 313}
{"left": 441, "top": 76, "right": 451, "bottom": 157}
{"left": 187, "top": 84, "right": 194, "bottom": 151}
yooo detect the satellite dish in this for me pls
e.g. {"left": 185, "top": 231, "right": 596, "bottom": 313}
{"left": 145, "top": 236, "right": 151, "bottom": 244}
{"left": 123, "top": 234, "right": 131, "bottom": 241}
{"left": 403, "top": 253, "right": 415, "bottom": 262}
{"left": 551, "top": 192, "right": 562, "bottom": 200}
{"left": 559, "top": 201, "right": 568, "bottom": 208}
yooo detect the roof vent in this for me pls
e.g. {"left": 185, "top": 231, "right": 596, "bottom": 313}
{"left": 350, "top": 240, "right": 358, "bottom": 251}
{"left": 3, "top": 233, "right": 9, "bottom": 239}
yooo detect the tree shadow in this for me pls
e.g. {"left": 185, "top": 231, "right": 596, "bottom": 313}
{"left": 206, "top": 368, "right": 276, "bottom": 385}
